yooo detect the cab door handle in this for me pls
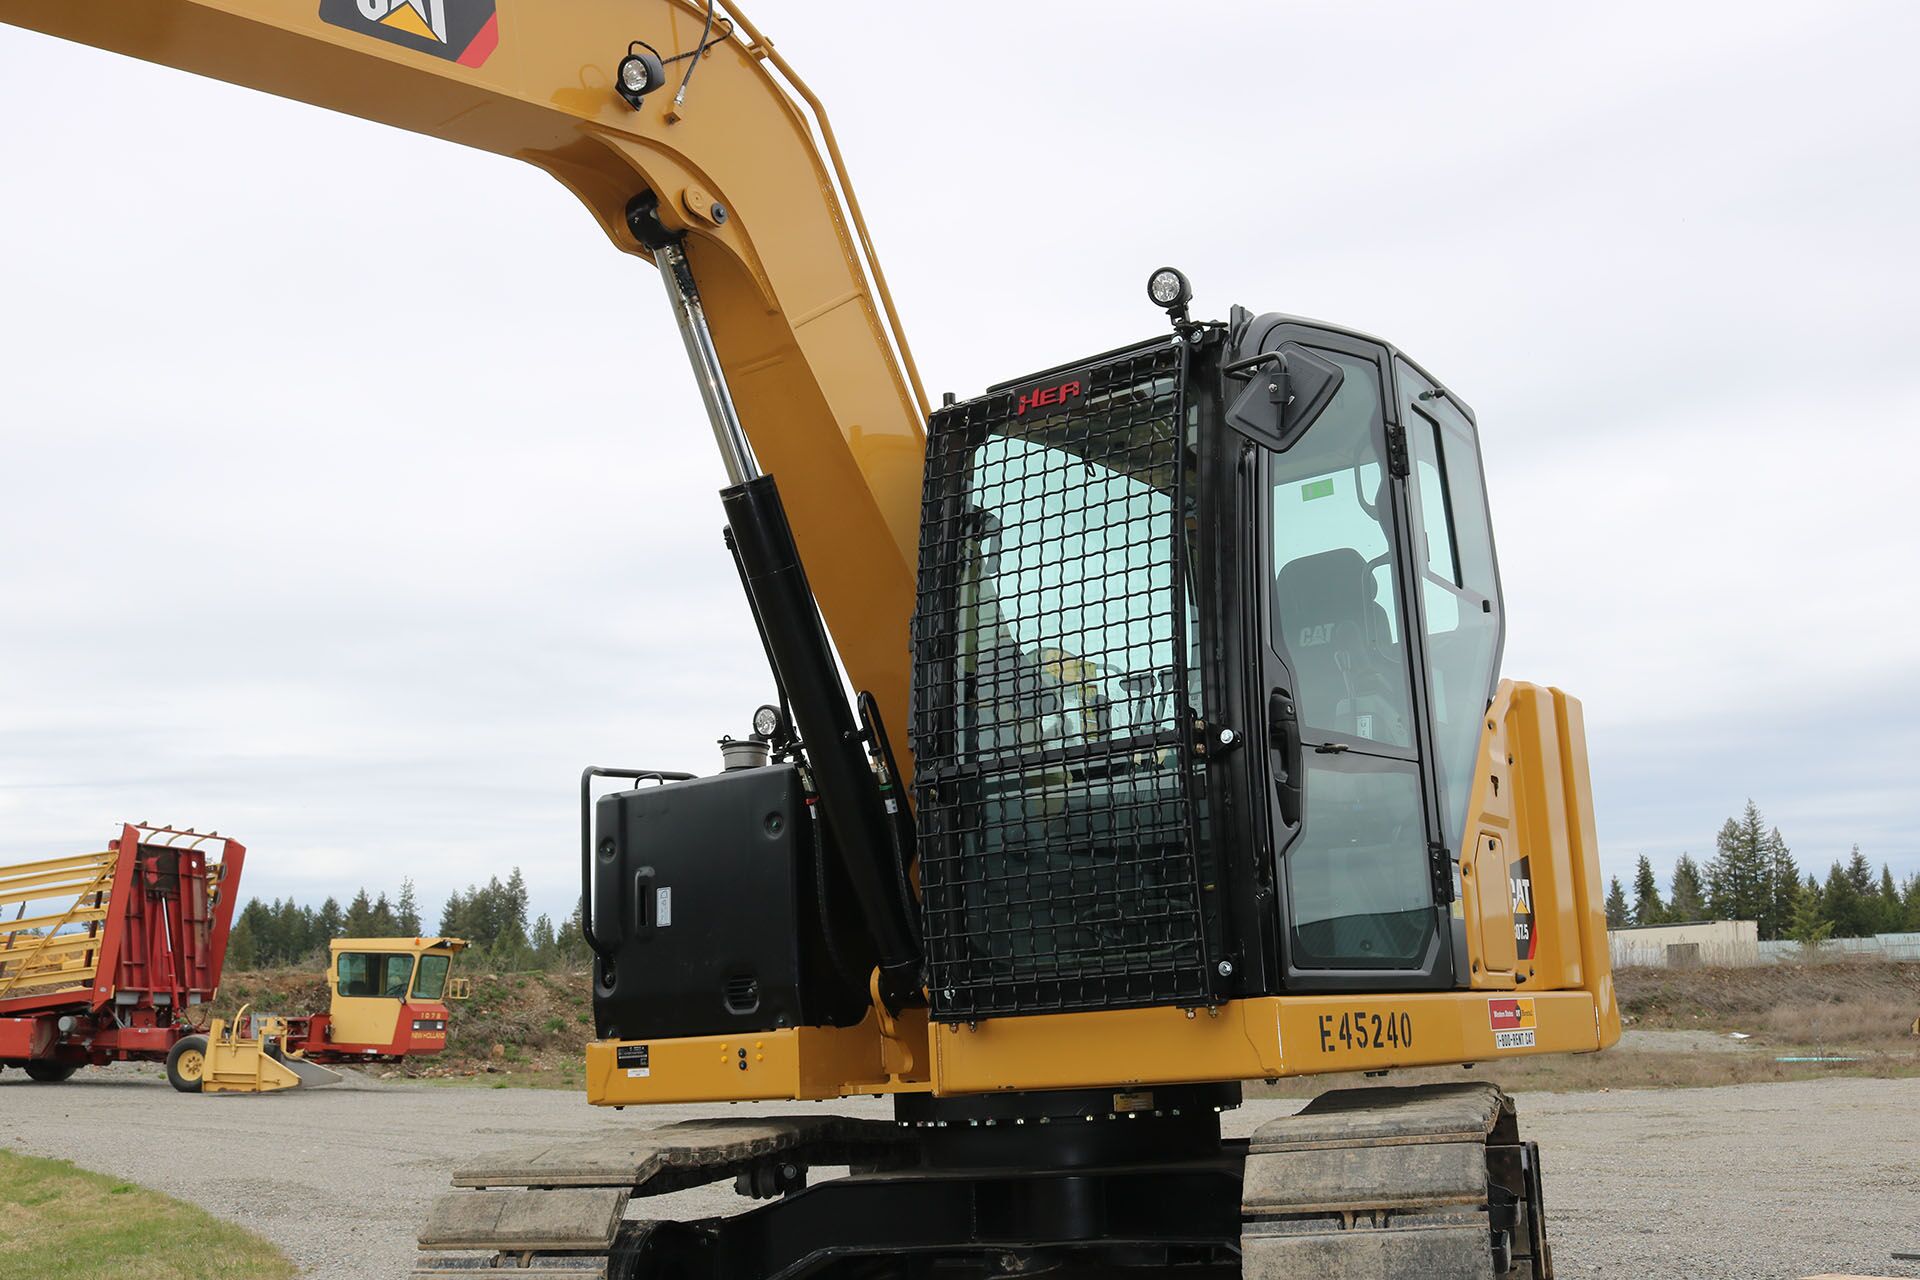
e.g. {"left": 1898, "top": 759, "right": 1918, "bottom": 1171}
{"left": 1268, "top": 688, "right": 1303, "bottom": 829}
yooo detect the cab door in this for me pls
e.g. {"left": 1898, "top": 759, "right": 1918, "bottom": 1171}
{"left": 330, "top": 950, "right": 414, "bottom": 1048}
{"left": 1250, "top": 327, "right": 1454, "bottom": 990}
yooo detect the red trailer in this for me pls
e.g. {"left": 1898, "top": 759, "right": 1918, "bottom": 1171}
{"left": 0, "top": 824, "right": 243, "bottom": 1083}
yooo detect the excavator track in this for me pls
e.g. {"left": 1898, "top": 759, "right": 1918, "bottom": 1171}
{"left": 414, "top": 1085, "right": 1548, "bottom": 1280}
{"left": 413, "top": 1117, "right": 914, "bottom": 1280}
{"left": 1240, "top": 1083, "right": 1551, "bottom": 1280}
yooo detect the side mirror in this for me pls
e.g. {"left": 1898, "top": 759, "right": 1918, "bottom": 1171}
{"left": 1224, "top": 342, "right": 1345, "bottom": 451}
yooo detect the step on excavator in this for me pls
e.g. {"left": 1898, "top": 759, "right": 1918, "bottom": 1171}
{"left": 0, "top": 3, "right": 1619, "bottom": 1275}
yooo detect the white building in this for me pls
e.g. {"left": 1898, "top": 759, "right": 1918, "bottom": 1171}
{"left": 1608, "top": 919, "right": 1759, "bottom": 969}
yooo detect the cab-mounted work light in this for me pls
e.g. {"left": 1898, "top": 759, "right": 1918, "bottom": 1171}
{"left": 1147, "top": 267, "right": 1193, "bottom": 323}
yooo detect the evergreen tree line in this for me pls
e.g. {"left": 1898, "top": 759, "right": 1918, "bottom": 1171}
{"left": 225, "top": 869, "right": 590, "bottom": 971}
{"left": 1603, "top": 800, "right": 1919, "bottom": 944}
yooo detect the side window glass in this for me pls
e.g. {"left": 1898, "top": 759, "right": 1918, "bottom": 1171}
{"left": 1268, "top": 354, "right": 1413, "bottom": 753}
{"left": 1398, "top": 361, "right": 1503, "bottom": 848}
{"left": 1415, "top": 439, "right": 1461, "bottom": 587}
{"left": 337, "top": 952, "right": 372, "bottom": 997}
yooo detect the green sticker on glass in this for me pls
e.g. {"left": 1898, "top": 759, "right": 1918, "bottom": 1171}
{"left": 1301, "top": 478, "right": 1335, "bottom": 502}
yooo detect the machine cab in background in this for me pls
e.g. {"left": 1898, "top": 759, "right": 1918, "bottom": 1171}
{"left": 322, "top": 936, "right": 470, "bottom": 1057}
{"left": 1229, "top": 313, "right": 1504, "bottom": 993}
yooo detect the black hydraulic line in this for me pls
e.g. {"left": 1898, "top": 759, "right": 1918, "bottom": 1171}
{"left": 721, "top": 474, "right": 924, "bottom": 1011}
{"left": 856, "top": 689, "right": 921, "bottom": 947}
{"left": 808, "top": 805, "right": 863, "bottom": 991}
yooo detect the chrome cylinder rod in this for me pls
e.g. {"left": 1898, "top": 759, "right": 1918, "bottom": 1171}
{"left": 651, "top": 241, "right": 760, "bottom": 484}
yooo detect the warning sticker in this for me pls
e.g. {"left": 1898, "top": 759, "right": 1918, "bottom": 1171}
{"left": 615, "top": 1043, "right": 651, "bottom": 1077}
{"left": 1488, "top": 998, "right": 1537, "bottom": 1050}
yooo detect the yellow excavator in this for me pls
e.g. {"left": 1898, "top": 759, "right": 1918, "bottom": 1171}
{"left": 0, "top": 3, "right": 1618, "bottom": 1276}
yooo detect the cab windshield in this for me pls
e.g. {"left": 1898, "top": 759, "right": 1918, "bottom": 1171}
{"left": 412, "top": 953, "right": 452, "bottom": 1001}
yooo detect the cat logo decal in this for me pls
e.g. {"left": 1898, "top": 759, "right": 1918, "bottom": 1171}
{"left": 319, "top": 0, "right": 499, "bottom": 67}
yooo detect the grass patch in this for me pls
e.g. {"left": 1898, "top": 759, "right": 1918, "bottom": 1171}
{"left": 0, "top": 1149, "right": 294, "bottom": 1280}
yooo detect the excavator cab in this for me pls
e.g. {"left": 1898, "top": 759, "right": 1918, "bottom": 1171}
{"left": 909, "top": 301, "right": 1508, "bottom": 1016}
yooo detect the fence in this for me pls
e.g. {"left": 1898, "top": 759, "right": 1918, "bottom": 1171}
{"left": 1610, "top": 925, "right": 1920, "bottom": 969}
{"left": 1755, "top": 933, "right": 1920, "bottom": 965}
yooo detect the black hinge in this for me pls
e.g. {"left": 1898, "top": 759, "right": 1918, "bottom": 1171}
{"left": 1429, "top": 840, "right": 1456, "bottom": 904}
{"left": 1386, "top": 424, "right": 1410, "bottom": 478}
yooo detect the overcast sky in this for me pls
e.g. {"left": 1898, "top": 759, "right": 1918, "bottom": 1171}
{"left": 2, "top": 3, "right": 1915, "bottom": 925}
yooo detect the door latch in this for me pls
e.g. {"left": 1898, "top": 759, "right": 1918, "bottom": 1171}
{"left": 1386, "top": 424, "right": 1410, "bottom": 478}
{"left": 1428, "top": 840, "right": 1456, "bottom": 905}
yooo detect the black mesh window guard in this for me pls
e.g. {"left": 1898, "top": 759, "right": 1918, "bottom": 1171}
{"left": 910, "top": 342, "right": 1213, "bottom": 1019}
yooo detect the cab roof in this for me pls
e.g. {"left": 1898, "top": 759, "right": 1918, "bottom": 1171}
{"left": 327, "top": 936, "right": 469, "bottom": 954}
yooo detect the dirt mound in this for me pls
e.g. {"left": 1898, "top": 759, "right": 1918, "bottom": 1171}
{"left": 1617, "top": 959, "right": 1920, "bottom": 1046}
{"left": 439, "top": 969, "right": 594, "bottom": 1075}
{"left": 212, "top": 968, "right": 331, "bottom": 1024}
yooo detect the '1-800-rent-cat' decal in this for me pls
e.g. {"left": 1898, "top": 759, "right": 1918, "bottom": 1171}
{"left": 319, "top": 0, "right": 499, "bottom": 68}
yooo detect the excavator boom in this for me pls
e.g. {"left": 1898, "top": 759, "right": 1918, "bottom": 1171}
{"left": 0, "top": 0, "right": 927, "bottom": 759}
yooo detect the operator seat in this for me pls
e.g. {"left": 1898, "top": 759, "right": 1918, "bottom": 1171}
{"left": 1275, "top": 547, "right": 1404, "bottom": 743}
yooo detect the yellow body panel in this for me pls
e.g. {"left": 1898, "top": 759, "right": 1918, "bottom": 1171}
{"left": 587, "top": 1009, "right": 932, "bottom": 1105}
{"left": 588, "top": 989, "right": 1606, "bottom": 1107}
{"left": 588, "top": 680, "right": 1621, "bottom": 1108}
{"left": 0, "top": 0, "right": 929, "bottom": 775}
{"left": 328, "top": 994, "right": 405, "bottom": 1048}
{"left": 201, "top": 1016, "right": 302, "bottom": 1094}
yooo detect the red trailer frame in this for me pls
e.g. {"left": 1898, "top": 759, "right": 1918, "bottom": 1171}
{"left": 0, "top": 824, "right": 244, "bottom": 1077}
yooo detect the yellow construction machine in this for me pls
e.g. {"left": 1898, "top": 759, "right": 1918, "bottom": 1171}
{"left": 182, "top": 936, "right": 471, "bottom": 1094}
{"left": 0, "top": 3, "right": 1617, "bottom": 1276}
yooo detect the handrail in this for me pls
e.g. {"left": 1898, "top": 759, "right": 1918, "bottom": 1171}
{"left": 579, "top": 767, "right": 697, "bottom": 955}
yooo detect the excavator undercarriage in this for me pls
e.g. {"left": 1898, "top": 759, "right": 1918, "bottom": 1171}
{"left": 415, "top": 1083, "right": 1546, "bottom": 1280}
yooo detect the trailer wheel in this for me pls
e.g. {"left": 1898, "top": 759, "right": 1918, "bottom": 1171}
{"left": 166, "top": 1035, "right": 209, "bottom": 1093}
{"left": 23, "top": 1062, "right": 78, "bottom": 1083}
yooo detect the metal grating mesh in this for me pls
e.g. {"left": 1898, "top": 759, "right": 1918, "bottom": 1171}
{"left": 910, "top": 343, "right": 1210, "bottom": 1019}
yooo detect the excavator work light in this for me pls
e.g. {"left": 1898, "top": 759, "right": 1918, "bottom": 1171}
{"left": 617, "top": 48, "right": 664, "bottom": 108}
{"left": 752, "top": 703, "right": 783, "bottom": 740}
{"left": 1147, "top": 266, "right": 1192, "bottom": 311}
{"left": 1147, "top": 266, "right": 1194, "bottom": 326}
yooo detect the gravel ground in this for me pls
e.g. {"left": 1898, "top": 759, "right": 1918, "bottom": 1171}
{"left": 2, "top": 1061, "right": 1915, "bottom": 1280}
